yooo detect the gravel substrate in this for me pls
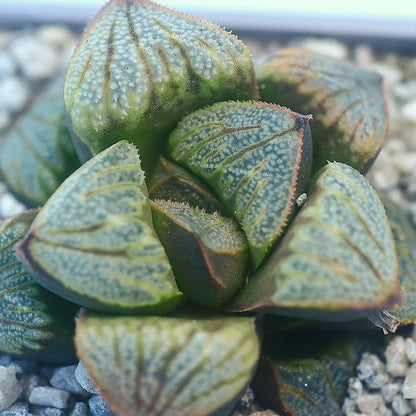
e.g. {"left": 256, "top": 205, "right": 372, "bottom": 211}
{"left": 0, "top": 21, "right": 415, "bottom": 416}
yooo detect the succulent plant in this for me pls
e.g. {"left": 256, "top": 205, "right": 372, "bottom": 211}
{"left": 0, "top": 1, "right": 415, "bottom": 415}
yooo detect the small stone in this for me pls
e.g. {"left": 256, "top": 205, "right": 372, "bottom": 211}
{"left": 50, "top": 365, "right": 89, "bottom": 395}
{"left": 395, "top": 81, "right": 416, "bottom": 102}
{"left": 369, "top": 152, "right": 400, "bottom": 190}
{"left": 0, "top": 76, "right": 29, "bottom": 112}
{"left": 356, "top": 353, "right": 390, "bottom": 389}
{"left": 354, "top": 44, "right": 374, "bottom": 67}
{"left": 346, "top": 413, "right": 368, "bottom": 416}
{"left": 392, "top": 152, "right": 416, "bottom": 175}
{"left": 22, "top": 375, "right": 48, "bottom": 401}
{"left": 392, "top": 394, "right": 412, "bottom": 415}
{"left": 411, "top": 398, "right": 416, "bottom": 410}
{"left": 88, "top": 395, "right": 116, "bottom": 416}
{"left": 0, "top": 402, "right": 29, "bottom": 416}
{"left": 0, "top": 364, "right": 24, "bottom": 411}
{"left": 371, "top": 62, "right": 402, "bottom": 92}
{"left": 11, "top": 36, "right": 60, "bottom": 79}
{"left": 28, "top": 387, "right": 70, "bottom": 409}
{"left": 30, "top": 406, "right": 65, "bottom": 416}
{"left": 0, "top": 194, "right": 26, "bottom": 219}
{"left": 342, "top": 397, "right": 357, "bottom": 413}
{"left": 402, "top": 100, "right": 416, "bottom": 124}
{"left": 37, "top": 25, "right": 76, "bottom": 50}
{"left": 356, "top": 393, "right": 384, "bottom": 413}
{"left": 385, "top": 336, "right": 408, "bottom": 377}
{"left": 299, "top": 37, "right": 349, "bottom": 60}
{"left": 348, "top": 377, "right": 364, "bottom": 398}
{"left": 0, "top": 356, "right": 12, "bottom": 367}
{"left": 406, "top": 339, "right": 416, "bottom": 363}
{"left": 403, "top": 364, "right": 416, "bottom": 399}
{"left": 381, "top": 383, "right": 401, "bottom": 403}
{"left": 74, "top": 361, "right": 98, "bottom": 394}
{"left": 69, "top": 402, "right": 88, "bottom": 416}
{"left": 0, "top": 52, "right": 16, "bottom": 78}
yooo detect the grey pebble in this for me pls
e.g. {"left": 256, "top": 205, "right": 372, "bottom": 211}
{"left": 28, "top": 387, "right": 70, "bottom": 409}
{"left": 392, "top": 394, "right": 412, "bottom": 415}
{"left": 348, "top": 378, "right": 364, "bottom": 398}
{"left": 357, "top": 353, "right": 390, "bottom": 389}
{"left": 0, "top": 76, "right": 29, "bottom": 112}
{"left": 381, "top": 382, "right": 401, "bottom": 403}
{"left": 23, "top": 375, "right": 48, "bottom": 401}
{"left": 74, "top": 362, "right": 97, "bottom": 395}
{"left": 386, "top": 336, "right": 409, "bottom": 377}
{"left": 50, "top": 366, "right": 89, "bottom": 396}
{"left": 88, "top": 395, "right": 116, "bottom": 416}
{"left": 30, "top": 406, "right": 65, "bottom": 416}
{"left": 403, "top": 364, "right": 416, "bottom": 399}
{"left": 69, "top": 402, "right": 88, "bottom": 416}
{"left": 0, "top": 402, "right": 29, "bottom": 416}
{"left": 0, "top": 364, "right": 25, "bottom": 412}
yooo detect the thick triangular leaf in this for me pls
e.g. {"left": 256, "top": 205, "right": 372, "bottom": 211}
{"left": 253, "top": 332, "right": 360, "bottom": 416}
{"left": 15, "top": 141, "right": 183, "bottom": 314}
{"left": 64, "top": 0, "right": 257, "bottom": 173}
{"left": 148, "top": 157, "right": 224, "bottom": 213}
{"left": 257, "top": 48, "right": 388, "bottom": 173}
{"left": 169, "top": 101, "right": 312, "bottom": 268}
{"left": 226, "top": 162, "right": 399, "bottom": 319}
{"left": 151, "top": 199, "right": 249, "bottom": 306}
{"left": 75, "top": 310, "right": 261, "bottom": 416}
{"left": 380, "top": 194, "right": 416, "bottom": 325}
{"left": 0, "top": 210, "right": 78, "bottom": 362}
{"left": 0, "top": 77, "right": 80, "bottom": 207}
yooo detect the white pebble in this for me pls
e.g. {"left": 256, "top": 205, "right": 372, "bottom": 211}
{"left": 381, "top": 382, "right": 401, "bottom": 403}
{"left": 0, "top": 110, "right": 11, "bottom": 130}
{"left": 392, "top": 152, "right": 416, "bottom": 175}
{"left": 74, "top": 361, "right": 98, "bottom": 394}
{"left": 386, "top": 336, "right": 409, "bottom": 377}
{"left": 402, "top": 100, "right": 416, "bottom": 124}
{"left": 0, "top": 51, "right": 17, "bottom": 78}
{"left": 348, "top": 377, "right": 364, "bottom": 398}
{"left": 370, "top": 62, "right": 402, "bottom": 92}
{"left": 28, "top": 386, "right": 70, "bottom": 409}
{"left": 299, "top": 37, "right": 349, "bottom": 60}
{"left": 403, "top": 364, "right": 416, "bottom": 399}
{"left": 37, "top": 25, "right": 76, "bottom": 49}
{"left": 392, "top": 394, "right": 412, "bottom": 415}
{"left": 0, "top": 193, "right": 26, "bottom": 218}
{"left": 357, "top": 352, "right": 389, "bottom": 389}
{"left": 0, "top": 76, "right": 29, "bottom": 112}
{"left": 356, "top": 393, "right": 384, "bottom": 413}
{"left": 11, "top": 36, "right": 60, "bottom": 79}
{"left": 395, "top": 80, "right": 416, "bottom": 102}
{"left": 354, "top": 44, "right": 374, "bottom": 67}
{"left": 0, "top": 364, "right": 24, "bottom": 411}
{"left": 406, "top": 339, "right": 416, "bottom": 363}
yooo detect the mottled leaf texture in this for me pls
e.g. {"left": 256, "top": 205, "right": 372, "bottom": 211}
{"left": 75, "top": 310, "right": 261, "bottom": 416}
{"left": 227, "top": 162, "right": 399, "bottom": 320}
{"left": 380, "top": 194, "right": 416, "bottom": 325}
{"left": 169, "top": 101, "right": 312, "bottom": 268}
{"left": 15, "top": 141, "right": 183, "bottom": 314}
{"left": 0, "top": 210, "right": 77, "bottom": 362}
{"left": 0, "top": 77, "right": 80, "bottom": 207}
{"left": 257, "top": 48, "right": 388, "bottom": 173}
{"left": 64, "top": 0, "right": 257, "bottom": 173}
{"left": 148, "top": 157, "right": 224, "bottom": 213}
{"left": 151, "top": 199, "right": 249, "bottom": 306}
{"left": 253, "top": 332, "right": 358, "bottom": 416}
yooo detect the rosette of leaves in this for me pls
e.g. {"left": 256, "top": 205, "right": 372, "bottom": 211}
{"left": 0, "top": 0, "right": 413, "bottom": 415}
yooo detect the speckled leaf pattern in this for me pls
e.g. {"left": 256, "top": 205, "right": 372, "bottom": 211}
{"left": 148, "top": 157, "right": 224, "bottom": 213}
{"left": 253, "top": 333, "right": 357, "bottom": 416}
{"left": 75, "top": 311, "right": 261, "bottom": 416}
{"left": 0, "top": 210, "right": 78, "bottom": 362}
{"left": 15, "top": 141, "right": 183, "bottom": 314}
{"left": 226, "top": 162, "right": 399, "bottom": 319}
{"left": 257, "top": 48, "right": 388, "bottom": 173}
{"left": 0, "top": 77, "right": 80, "bottom": 207}
{"left": 380, "top": 194, "right": 416, "bottom": 324}
{"left": 169, "top": 101, "right": 312, "bottom": 268}
{"left": 64, "top": 0, "right": 257, "bottom": 173}
{"left": 151, "top": 199, "right": 249, "bottom": 306}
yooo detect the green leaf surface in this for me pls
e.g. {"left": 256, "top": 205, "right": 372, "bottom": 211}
{"left": 226, "top": 162, "right": 399, "bottom": 319}
{"left": 169, "top": 101, "right": 312, "bottom": 268}
{"left": 75, "top": 310, "right": 261, "bottom": 416}
{"left": 64, "top": 0, "right": 257, "bottom": 173}
{"left": 148, "top": 156, "right": 224, "bottom": 213}
{"left": 380, "top": 194, "right": 416, "bottom": 325}
{"left": 0, "top": 77, "right": 80, "bottom": 207}
{"left": 253, "top": 332, "right": 358, "bottom": 416}
{"left": 0, "top": 210, "right": 78, "bottom": 362}
{"left": 151, "top": 199, "right": 249, "bottom": 306}
{"left": 257, "top": 48, "right": 388, "bottom": 173}
{"left": 15, "top": 141, "right": 183, "bottom": 314}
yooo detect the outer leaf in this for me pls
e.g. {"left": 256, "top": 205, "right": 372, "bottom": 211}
{"left": 169, "top": 101, "right": 312, "bottom": 268}
{"left": 0, "top": 77, "right": 80, "bottom": 207}
{"left": 253, "top": 332, "right": 359, "bottom": 416}
{"left": 257, "top": 48, "right": 388, "bottom": 173}
{"left": 380, "top": 194, "right": 416, "bottom": 324}
{"left": 0, "top": 210, "right": 78, "bottom": 362}
{"left": 226, "top": 162, "right": 400, "bottom": 320}
{"left": 15, "top": 141, "right": 183, "bottom": 314}
{"left": 75, "top": 310, "right": 261, "bottom": 416}
{"left": 64, "top": 0, "right": 257, "bottom": 173}
{"left": 148, "top": 156, "right": 224, "bottom": 213}
{"left": 151, "top": 199, "right": 249, "bottom": 306}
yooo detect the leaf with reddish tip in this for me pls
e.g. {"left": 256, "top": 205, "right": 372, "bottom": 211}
{"left": 151, "top": 199, "right": 249, "bottom": 307}
{"left": 15, "top": 141, "right": 183, "bottom": 314}
{"left": 226, "top": 162, "right": 400, "bottom": 320}
{"left": 75, "top": 310, "right": 261, "bottom": 416}
{"left": 169, "top": 101, "right": 312, "bottom": 269}
{"left": 64, "top": 0, "right": 257, "bottom": 173}
{"left": 148, "top": 156, "right": 224, "bottom": 213}
{"left": 0, "top": 210, "right": 78, "bottom": 362}
{"left": 0, "top": 77, "right": 80, "bottom": 207}
{"left": 257, "top": 48, "right": 388, "bottom": 173}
